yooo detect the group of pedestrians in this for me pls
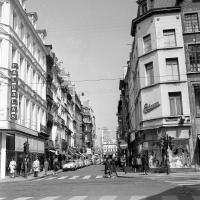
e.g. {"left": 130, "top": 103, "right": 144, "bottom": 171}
{"left": 104, "top": 155, "right": 117, "bottom": 178}
{"left": 131, "top": 154, "right": 149, "bottom": 175}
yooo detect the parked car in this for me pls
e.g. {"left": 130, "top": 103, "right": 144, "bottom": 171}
{"left": 62, "top": 161, "right": 76, "bottom": 171}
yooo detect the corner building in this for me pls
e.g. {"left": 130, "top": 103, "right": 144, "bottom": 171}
{"left": 129, "top": 0, "right": 192, "bottom": 171}
{"left": 0, "top": 0, "right": 47, "bottom": 178}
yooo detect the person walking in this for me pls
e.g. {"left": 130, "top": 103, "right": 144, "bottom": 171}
{"left": 141, "top": 154, "right": 149, "bottom": 175}
{"left": 53, "top": 156, "right": 59, "bottom": 175}
{"left": 9, "top": 158, "right": 16, "bottom": 178}
{"left": 131, "top": 156, "right": 137, "bottom": 173}
{"left": 120, "top": 154, "right": 127, "bottom": 174}
{"left": 136, "top": 155, "right": 142, "bottom": 172}
{"left": 111, "top": 155, "right": 117, "bottom": 177}
{"left": 44, "top": 159, "right": 49, "bottom": 175}
{"left": 33, "top": 157, "right": 40, "bottom": 177}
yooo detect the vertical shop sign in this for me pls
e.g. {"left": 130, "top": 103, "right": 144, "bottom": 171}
{"left": 10, "top": 63, "right": 18, "bottom": 120}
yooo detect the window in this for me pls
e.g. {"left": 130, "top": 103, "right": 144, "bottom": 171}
{"left": 145, "top": 62, "right": 154, "bottom": 85}
{"left": 166, "top": 58, "right": 179, "bottom": 81}
{"left": 27, "top": 33, "right": 30, "bottom": 49}
{"left": 139, "top": 1, "right": 147, "bottom": 16}
{"left": 169, "top": 92, "right": 182, "bottom": 116}
{"left": 184, "top": 13, "right": 199, "bottom": 33}
{"left": 0, "top": 3, "right": 2, "bottom": 22}
{"left": 195, "top": 88, "right": 200, "bottom": 116}
{"left": 13, "top": 12, "right": 17, "bottom": 31}
{"left": 188, "top": 44, "right": 200, "bottom": 72}
{"left": 20, "top": 23, "right": 24, "bottom": 42}
{"left": 143, "top": 34, "right": 152, "bottom": 53}
{"left": 163, "top": 29, "right": 176, "bottom": 47}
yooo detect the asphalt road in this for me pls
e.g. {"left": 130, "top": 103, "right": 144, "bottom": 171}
{"left": 0, "top": 164, "right": 200, "bottom": 200}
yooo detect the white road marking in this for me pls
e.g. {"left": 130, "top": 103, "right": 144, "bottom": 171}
{"left": 82, "top": 175, "right": 91, "bottom": 179}
{"left": 129, "top": 196, "right": 147, "bottom": 200}
{"left": 32, "top": 178, "right": 45, "bottom": 182}
{"left": 67, "top": 196, "right": 88, "bottom": 200}
{"left": 58, "top": 176, "right": 68, "bottom": 180}
{"left": 13, "top": 198, "right": 32, "bottom": 200}
{"left": 46, "top": 177, "right": 57, "bottom": 180}
{"left": 98, "top": 196, "right": 117, "bottom": 200}
{"left": 96, "top": 175, "right": 103, "bottom": 179}
{"left": 69, "top": 176, "right": 79, "bottom": 180}
{"left": 162, "top": 196, "right": 179, "bottom": 200}
{"left": 39, "top": 196, "right": 60, "bottom": 200}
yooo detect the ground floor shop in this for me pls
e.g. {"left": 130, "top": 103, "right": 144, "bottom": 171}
{"left": 128, "top": 126, "right": 194, "bottom": 172}
{"left": 0, "top": 131, "right": 45, "bottom": 178}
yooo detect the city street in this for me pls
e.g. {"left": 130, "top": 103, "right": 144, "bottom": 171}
{"left": 0, "top": 164, "right": 200, "bottom": 200}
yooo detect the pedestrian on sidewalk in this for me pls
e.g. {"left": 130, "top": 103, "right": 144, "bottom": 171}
{"left": 136, "top": 155, "right": 142, "bottom": 172}
{"left": 111, "top": 155, "right": 117, "bottom": 177}
{"left": 33, "top": 156, "right": 40, "bottom": 177}
{"left": 53, "top": 156, "right": 59, "bottom": 175}
{"left": 44, "top": 159, "right": 49, "bottom": 175}
{"left": 120, "top": 154, "right": 127, "bottom": 174}
{"left": 131, "top": 156, "right": 137, "bottom": 173}
{"left": 21, "top": 155, "right": 29, "bottom": 178}
{"left": 141, "top": 153, "right": 149, "bottom": 175}
{"left": 9, "top": 158, "right": 16, "bottom": 178}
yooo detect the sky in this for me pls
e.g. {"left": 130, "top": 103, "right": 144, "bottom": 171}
{"left": 26, "top": 0, "right": 137, "bottom": 136}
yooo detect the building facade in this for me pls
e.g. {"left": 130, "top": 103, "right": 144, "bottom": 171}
{"left": 0, "top": 0, "right": 47, "bottom": 178}
{"left": 118, "top": 0, "right": 200, "bottom": 171}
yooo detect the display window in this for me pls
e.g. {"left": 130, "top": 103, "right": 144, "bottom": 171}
{"left": 168, "top": 139, "right": 191, "bottom": 168}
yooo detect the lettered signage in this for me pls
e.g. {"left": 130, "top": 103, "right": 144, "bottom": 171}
{"left": 10, "top": 63, "right": 18, "bottom": 120}
{"left": 143, "top": 101, "right": 160, "bottom": 114}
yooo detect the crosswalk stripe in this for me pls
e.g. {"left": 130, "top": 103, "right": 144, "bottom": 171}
{"left": 46, "top": 177, "right": 57, "bottom": 180}
{"left": 129, "top": 196, "right": 147, "bottom": 200}
{"left": 98, "top": 196, "right": 117, "bottom": 200}
{"left": 82, "top": 175, "right": 91, "bottom": 179}
{"left": 69, "top": 176, "right": 79, "bottom": 180}
{"left": 96, "top": 175, "right": 103, "bottom": 179}
{"left": 67, "top": 196, "right": 88, "bottom": 200}
{"left": 39, "top": 196, "right": 60, "bottom": 200}
{"left": 162, "top": 196, "right": 178, "bottom": 200}
{"left": 58, "top": 176, "right": 68, "bottom": 180}
{"left": 13, "top": 198, "right": 32, "bottom": 200}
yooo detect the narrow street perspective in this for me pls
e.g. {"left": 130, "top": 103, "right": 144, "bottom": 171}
{"left": 0, "top": 0, "right": 200, "bottom": 200}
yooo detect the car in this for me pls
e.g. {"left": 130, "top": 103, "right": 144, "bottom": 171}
{"left": 62, "top": 161, "right": 76, "bottom": 171}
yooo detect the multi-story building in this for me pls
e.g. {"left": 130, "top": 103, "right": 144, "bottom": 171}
{"left": 177, "top": 0, "right": 200, "bottom": 170}
{"left": 0, "top": 0, "right": 47, "bottom": 178}
{"left": 119, "top": 0, "right": 198, "bottom": 171}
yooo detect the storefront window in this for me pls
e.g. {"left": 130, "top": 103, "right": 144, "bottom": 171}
{"left": 168, "top": 139, "right": 191, "bottom": 168}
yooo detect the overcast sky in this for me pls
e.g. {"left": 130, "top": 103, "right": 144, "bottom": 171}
{"left": 26, "top": 0, "right": 137, "bottom": 135}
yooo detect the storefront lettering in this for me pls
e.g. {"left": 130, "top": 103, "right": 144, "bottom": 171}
{"left": 10, "top": 63, "right": 18, "bottom": 120}
{"left": 143, "top": 101, "right": 160, "bottom": 114}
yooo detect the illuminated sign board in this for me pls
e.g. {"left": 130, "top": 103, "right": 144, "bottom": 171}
{"left": 10, "top": 63, "right": 18, "bottom": 120}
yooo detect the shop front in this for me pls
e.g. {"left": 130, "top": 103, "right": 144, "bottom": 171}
{"left": 138, "top": 126, "right": 191, "bottom": 172}
{"left": 0, "top": 131, "right": 45, "bottom": 178}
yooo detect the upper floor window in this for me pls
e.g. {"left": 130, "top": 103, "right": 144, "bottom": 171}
{"left": 163, "top": 29, "right": 176, "bottom": 47}
{"left": 184, "top": 13, "right": 199, "bottom": 33}
{"left": 20, "top": 23, "right": 24, "bottom": 42}
{"left": 0, "top": 3, "right": 3, "bottom": 22}
{"left": 13, "top": 12, "right": 17, "bottom": 31}
{"left": 139, "top": 0, "right": 147, "bottom": 16}
{"left": 169, "top": 92, "right": 182, "bottom": 116}
{"left": 26, "top": 33, "right": 31, "bottom": 49}
{"left": 145, "top": 62, "right": 154, "bottom": 86}
{"left": 166, "top": 58, "right": 179, "bottom": 81}
{"left": 188, "top": 44, "right": 200, "bottom": 72}
{"left": 143, "top": 34, "right": 151, "bottom": 53}
{"left": 195, "top": 87, "right": 200, "bottom": 116}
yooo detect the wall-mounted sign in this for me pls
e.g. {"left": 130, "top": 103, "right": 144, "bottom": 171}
{"left": 143, "top": 101, "right": 160, "bottom": 114}
{"left": 10, "top": 63, "right": 18, "bottom": 120}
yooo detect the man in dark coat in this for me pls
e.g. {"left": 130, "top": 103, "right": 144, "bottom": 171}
{"left": 141, "top": 154, "right": 149, "bottom": 175}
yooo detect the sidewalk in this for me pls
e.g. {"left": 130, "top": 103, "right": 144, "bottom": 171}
{"left": 0, "top": 169, "right": 63, "bottom": 183}
{"left": 116, "top": 166, "right": 200, "bottom": 178}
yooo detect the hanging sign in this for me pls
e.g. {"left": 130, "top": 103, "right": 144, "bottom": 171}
{"left": 10, "top": 63, "right": 18, "bottom": 120}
